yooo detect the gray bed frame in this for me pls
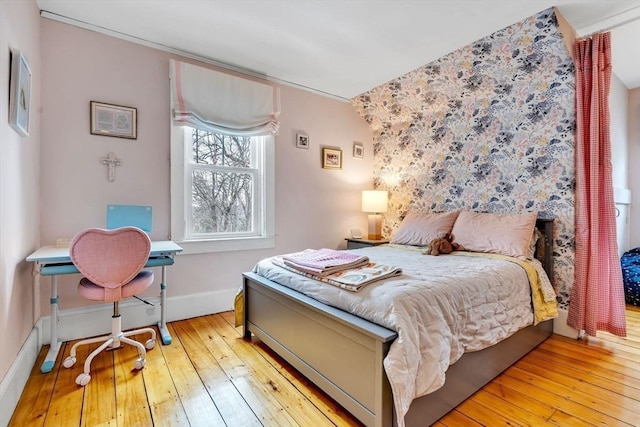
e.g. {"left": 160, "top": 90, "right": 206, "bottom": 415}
{"left": 242, "top": 218, "right": 554, "bottom": 427}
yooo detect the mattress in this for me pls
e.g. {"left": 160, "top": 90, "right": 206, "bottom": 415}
{"left": 253, "top": 244, "right": 557, "bottom": 424}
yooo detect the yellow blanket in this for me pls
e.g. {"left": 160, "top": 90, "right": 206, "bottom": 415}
{"left": 234, "top": 288, "right": 243, "bottom": 327}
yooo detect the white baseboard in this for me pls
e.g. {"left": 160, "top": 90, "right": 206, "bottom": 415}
{"left": 553, "top": 307, "right": 582, "bottom": 339}
{"left": 1, "top": 289, "right": 237, "bottom": 425}
{"left": 38, "top": 288, "right": 237, "bottom": 345}
{"left": 0, "top": 328, "right": 39, "bottom": 427}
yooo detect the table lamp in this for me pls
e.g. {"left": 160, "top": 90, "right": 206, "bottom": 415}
{"left": 362, "top": 190, "right": 388, "bottom": 240}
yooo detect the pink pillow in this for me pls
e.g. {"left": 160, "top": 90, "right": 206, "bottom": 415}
{"left": 390, "top": 211, "right": 460, "bottom": 246}
{"left": 451, "top": 211, "right": 538, "bottom": 260}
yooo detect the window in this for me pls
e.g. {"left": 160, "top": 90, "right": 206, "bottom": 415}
{"left": 171, "top": 126, "right": 274, "bottom": 254}
{"left": 169, "top": 60, "right": 279, "bottom": 253}
{"left": 188, "top": 128, "right": 259, "bottom": 238}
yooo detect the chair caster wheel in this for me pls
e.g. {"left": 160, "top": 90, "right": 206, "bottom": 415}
{"left": 145, "top": 339, "right": 155, "bottom": 350}
{"left": 134, "top": 358, "right": 146, "bottom": 370}
{"left": 76, "top": 373, "right": 91, "bottom": 386}
{"left": 63, "top": 356, "right": 76, "bottom": 368}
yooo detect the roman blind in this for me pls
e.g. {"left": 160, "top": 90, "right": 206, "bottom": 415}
{"left": 170, "top": 60, "right": 280, "bottom": 136}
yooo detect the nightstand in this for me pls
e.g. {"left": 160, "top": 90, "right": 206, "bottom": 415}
{"left": 345, "top": 238, "right": 389, "bottom": 249}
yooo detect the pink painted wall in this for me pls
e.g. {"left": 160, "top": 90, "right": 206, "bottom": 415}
{"left": 0, "top": 0, "right": 41, "bottom": 384}
{"left": 629, "top": 88, "right": 640, "bottom": 249}
{"left": 610, "top": 75, "right": 630, "bottom": 191}
{"left": 40, "top": 19, "right": 373, "bottom": 311}
{"left": 610, "top": 74, "right": 631, "bottom": 255}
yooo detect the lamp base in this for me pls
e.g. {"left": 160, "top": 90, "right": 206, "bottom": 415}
{"left": 367, "top": 214, "right": 382, "bottom": 240}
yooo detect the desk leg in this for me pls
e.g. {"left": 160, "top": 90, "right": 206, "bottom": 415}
{"left": 41, "top": 275, "right": 61, "bottom": 373}
{"left": 157, "top": 265, "right": 172, "bottom": 345}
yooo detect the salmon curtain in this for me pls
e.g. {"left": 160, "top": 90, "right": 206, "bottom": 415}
{"left": 568, "top": 32, "right": 626, "bottom": 337}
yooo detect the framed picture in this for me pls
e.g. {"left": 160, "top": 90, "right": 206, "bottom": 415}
{"left": 90, "top": 101, "right": 137, "bottom": 139}
{"left": 322, "top": 147, "right": 342, "bottom": 170}
{"left": 296, "top": 133, "right": 309, "bottom": 149}
{"left": 353, "top": 142, "right": 364, "bottom": 158}
{"left": 9, "top": 49, "right": 32, "bottom": 137}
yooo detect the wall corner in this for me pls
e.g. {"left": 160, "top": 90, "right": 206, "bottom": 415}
{"left": 554, "top": 6, "right": 577, "bottom": 61}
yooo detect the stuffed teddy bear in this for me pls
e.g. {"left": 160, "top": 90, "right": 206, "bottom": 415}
{"left": 423, "top": 232, "right": 464, "bottom": 256}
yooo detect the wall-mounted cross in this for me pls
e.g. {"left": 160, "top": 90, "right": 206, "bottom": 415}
{"left": 100, "top": 152, "right": 122, "bottom": 182}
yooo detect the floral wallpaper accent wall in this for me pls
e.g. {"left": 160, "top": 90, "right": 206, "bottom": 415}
{"left": 351, "top": 8, "right": 575, "bottom": 305}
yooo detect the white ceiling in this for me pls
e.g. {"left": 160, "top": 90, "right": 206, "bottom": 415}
{"left": 37, "top": 0, "right": 640, "bottom": 100}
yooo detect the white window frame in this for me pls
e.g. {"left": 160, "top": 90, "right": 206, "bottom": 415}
{"left": 171, "top": 125, "right": 275, "bottom": 254}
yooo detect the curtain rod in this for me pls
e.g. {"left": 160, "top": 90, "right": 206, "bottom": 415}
{"left": 578, "top": 14, "right": 640, "bottom": 39}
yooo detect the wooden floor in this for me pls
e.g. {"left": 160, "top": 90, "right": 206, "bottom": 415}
{"left": 10, "top": 305, "right": 640, "bottom": 427}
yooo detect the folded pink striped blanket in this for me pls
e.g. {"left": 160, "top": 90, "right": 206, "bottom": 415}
{"left": 282, "top": 248, "right": 369, "bottom": 277}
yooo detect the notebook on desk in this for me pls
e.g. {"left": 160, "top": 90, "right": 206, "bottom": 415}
{"left": 106, "top": 204, "right": 153, "bottom": 232}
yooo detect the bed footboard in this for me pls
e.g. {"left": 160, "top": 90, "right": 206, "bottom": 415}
{"left": 243, "top": 272, "right": 397, "bottom": 427}
{"left": 243, "top": 272, "right": 553, "bottom": 427}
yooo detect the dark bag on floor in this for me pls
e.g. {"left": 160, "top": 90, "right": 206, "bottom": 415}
{"left": 621, "top": 247, "right": 640, "bottom": 306}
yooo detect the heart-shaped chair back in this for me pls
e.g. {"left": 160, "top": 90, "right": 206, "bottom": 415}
{"left": 70, "top": 227, "right": 151, "bottom": 290}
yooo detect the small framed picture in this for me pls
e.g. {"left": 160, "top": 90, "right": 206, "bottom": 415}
{"left": 90, "top": 101, "right": 137, "bottom": 139}
{"left": 322, "top": 147, "right": 342, "bottom": 170}
{"left": 353, "top": 142, "right": 364, "bottom": 158}
{"left": 9, "top": 49, "right": 32, "bottom": 137}
{"left": 296, "top": 133, "right": 309, "bottom": 149}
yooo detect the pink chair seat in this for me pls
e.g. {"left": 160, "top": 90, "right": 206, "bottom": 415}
{"left": 78, "top": 270, "right": 154, "bottom": 302}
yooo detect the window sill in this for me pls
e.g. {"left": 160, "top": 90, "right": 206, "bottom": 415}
{"left": 174, "top": 235, "right": 275, "bottom": 255}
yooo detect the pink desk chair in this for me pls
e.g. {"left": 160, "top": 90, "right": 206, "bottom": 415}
{"left": 62, "top": 226, "right": 157, "bottom": 386}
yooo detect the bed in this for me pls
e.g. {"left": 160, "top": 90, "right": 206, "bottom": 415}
{"left": 242, "top": 215, "right": 556, "bottom": 427}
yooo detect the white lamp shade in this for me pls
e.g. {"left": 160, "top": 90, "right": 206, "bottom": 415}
{"left": 362, "top": 190, "right": 388, "bottom": 213}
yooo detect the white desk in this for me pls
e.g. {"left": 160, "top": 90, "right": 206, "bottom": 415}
{"left": 26, "top": 240, "right": 183, "bottom": 373}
